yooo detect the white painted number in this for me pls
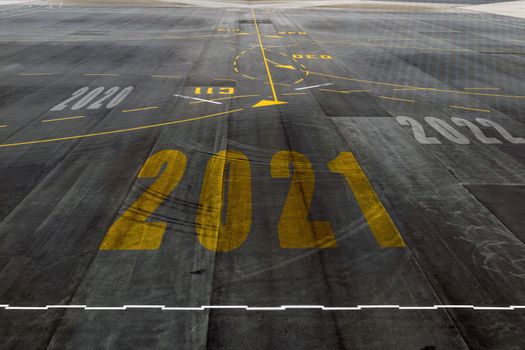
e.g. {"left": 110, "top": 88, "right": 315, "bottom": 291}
{"left": 396, "top": 116, "right": 440, "bottom": 144}
{"left": 50, "top": 86, "right": 133, "bottom": 111}
{"left": 397, "top": 116, "right": 525, "bottom": 145}
{"left": 106, "top": 87, "right": 133, "bottom": 109}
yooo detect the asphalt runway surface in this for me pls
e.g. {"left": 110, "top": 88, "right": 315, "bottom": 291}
{"left": 1, "top": 2, "right": 525, "bottom": 349}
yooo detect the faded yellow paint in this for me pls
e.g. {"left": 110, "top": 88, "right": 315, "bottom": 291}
{"left": 100, "top": 150, "right": 187, "bottom": 250}
{"left": 271, "top": 151, "right": 336, "bottom": 248}
{"left": 328, "top": 152, "right": 405, "bottom": 248}
{"left": 196, "top": 150, "right": 252, "bottom": 252}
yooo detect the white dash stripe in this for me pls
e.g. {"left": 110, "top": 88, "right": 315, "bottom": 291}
{"left": 0, "top": 304, "right": 524, "bottom": 311}
{"left": 173, "top": 94, "right": 223, "bottom": 105}
{"left": 294, "top": 83, "right": 333, "bottom": 91}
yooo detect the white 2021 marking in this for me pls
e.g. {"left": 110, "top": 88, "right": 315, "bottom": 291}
{"left": 50, "top": 86, "right": 134, "bottom": 111}
{"left": 396, "top": 116, "right": 525, "bottom": 144}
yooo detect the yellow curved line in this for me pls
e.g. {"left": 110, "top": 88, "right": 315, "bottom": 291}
{"left": 303, "top": 70, "right": 525, "bottom": 99}
{"left": 0, "top": 109, "right": 243, "bottom": 149}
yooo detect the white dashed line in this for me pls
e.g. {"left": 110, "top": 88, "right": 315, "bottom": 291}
{"left": 1, "top": 305, "right": 524, "bottom": 311}
{"left": 294, "top": 83, "right": 334, "bottom": 91}
{"left": 173, "top": 94, "right": 223, "bottom": 105}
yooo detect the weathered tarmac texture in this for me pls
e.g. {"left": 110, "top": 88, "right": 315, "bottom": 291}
{"left": 1, "top": 3, "right": 525, "bottom": 349}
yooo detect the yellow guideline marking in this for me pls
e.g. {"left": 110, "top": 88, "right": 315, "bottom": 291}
{"left": 328, "top": 152, "right": 405, "bottom": 248}
{"left": 241, "top": 74, "right": 256, "bottom": 80}
{"left": 18, "top": 73, "right": 52, "bottom": 76}
{"left": 41, "top": 116, "right": 85, "bottom": 123}
{"left": 379, "top": 96, "right": 416, "bottom": 103}
{"left": 265, "top": 81, "right": 291, "bottom": 87}
{"left": 0, "top": 109, "right": 243, "bottom": 148}
{"left": 189, "top": 94, "right": 260, "bottom": 104}
{"left": 294, "top": 78, "right": 304, "bottom": 84}
{"left": 463, "top": 87, "right": 500, "bottom": 91}
{"left": 151, "top": 75, "right": 180, "bottom": 79}
{"left": 196, "top": 150, "right": 252, "bottom": 252}
{"left": 449, "top": 105, "right": 490, "bottom": 113}
{"left": 100, "top": 150, "right": 187, "bottom": 250}
{"left": 214, "top": 78, "right": 237, "bottom": 82}
{"left": 282, "top": 92, "right": 307, "bottom": 96}
{"left": 83, "top": 73, "right": 120, "bottom": 77}
{"left": 251, "top": 8, "right": 287, "bottom": 108}
{"left": 320, "top": 89, "right": 371, "bottom": 94}
{"left": 265, "top": 35, "right": 282, "bottom": 39}
{"left": 304, "top": 70, "right": 525, "bottom": 99}
{"left": 122, "top": 106, "right": 159, "bottom": 113}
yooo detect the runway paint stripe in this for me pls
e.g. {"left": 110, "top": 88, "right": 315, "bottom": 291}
{"left": 449, "top": 105, "right": 490, "bottom": 113}
{"left": 282, "top": 92, "right": 307, "bottom": 96}
{"left": 151, "top": 75, "right": 180, "bottom": 79}
{"left": 17, "top": 73, "right": 52, "bottom": 76}
{"left": 83, "top": 73, "right": 120, "bottom": 77}
{"left": 173, "top": 94, "right": 223, "bottom": 105}
{"left": 189, "top": 94, "right": 259, "bottom": 104}
{"left": 0, "top": 125, "right": 7, "bottom": 128}
{"left": 213, "top": 78, "right": 237, "bottom": 82}
{"left": 379, "top": 96, "right": 416, "bottom": 103}
{"left": 302, "top": 70, "right": 525, "bottom": 99}
{"left": 463, "top": 87, "right": 500, "bottom": 91}
{"left": 320, "top": 89, "right": 371, "bottom": 94}
{"left": 1, "top": 305, "right": 524, "bottom": 311}
{"left": 295, "top": 83, "right": 333, "bottom": 91}
{"left": 41, "top": 116, "right": 85, "bottom": 123}
{"left": 0, "top": 109, "right": 243, "bottom": 148}
{"left": 122, "top": 106, "right": 159, "bottom": 113}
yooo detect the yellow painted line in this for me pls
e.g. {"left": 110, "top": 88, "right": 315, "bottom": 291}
{"left": 320, "top": 89, "right": 371, "bottom": 94}
{"left": 84, "top": 73, "right": 120, "bottom": 77}
{"left": 189, "top": 94, "right": 259, "bottom": 104}
{"left": 463, "top": 87, "right": 500, "bottom": 91}
{"left": 0, "top": 125, "right": 7, "bottom": 128}
{"left": 449, "top": 105, "right": 490, "bottom": 113}
{"left": 151, "top": 75, "right": 180, "bottom": 79}
{"left": 251, "top": 8, "right": 285, "bottom": 106}
{"left": 17, "top": 73, "right": 52, "bottom": 76}
{"left": 300, "top": 64, "right": 307, "bottom": 69}
{"left": 279, "top": 52, "right": 289, "bottom": 57}
{"left": 241, "top": 74, "right": 256, "bottom": 80}
{"left": 41, "top": 116, "right": 85, "bottom": 123}
{"left": 0, "top": 109, "right": 243, "bottom": 148}
{"left": 122, "top": 106, "right": 159, "bottom": 113}
{"left": 264, "top": 81, "right": 291, "bottom": 87}
{"left": 294, "top": 78, "right": 304, "bottom": 85}
{"left": 234, "top": 67, "right": 239, "bottom": 73}
{"left": 282, "top": 92, "right": 307, "bottom": 96}
{"left": 302, "top": 70, "right": 525, "bottom": 99}
{"left": 213, "top": 78, "right": 237, "bottom": 82}
{"left": 379, "top": 96, "right": 416, "bottom": 103}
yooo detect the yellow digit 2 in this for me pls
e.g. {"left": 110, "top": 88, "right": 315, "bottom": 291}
{"left": 271, "top": 151, "right": 336, "bottom": 248}
{"left": 100, "top": 150, "right": 187, "bottom": 250}
{"left": 328, "top": 152, "right": 405, "bottom": 247}
{"left": 196, "top": 150, "right": 252, "bottom": 252}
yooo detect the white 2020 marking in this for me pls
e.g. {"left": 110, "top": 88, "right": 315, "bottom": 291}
{"left": 396, "top": 116, "right": 525, "bottom": 144}
{"left": 50, "top": 86, "right": 134, "bottom": 111}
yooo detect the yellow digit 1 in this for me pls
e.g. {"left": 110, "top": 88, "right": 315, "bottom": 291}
{"left": 328, "top": 152, "right": 405, "bottom": 247}
{"left": 196, "top": 150, "right": 252, "bottom": 252}
{"left": 271, "top": 151, "right": 336, "bottom": 248}
{"left": 100, "top": 150, "right": 187, "bottom": 250}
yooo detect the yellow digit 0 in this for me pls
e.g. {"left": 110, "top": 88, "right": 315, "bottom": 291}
{"left": 328, "top": 152, "right": 405, "bottom": 247}
{"left": 271, "top": 151, "right": 336, "bottom": 248}
{"left": 100, "top": 150, "right": 187, "bottom": 250}
{"left": 196, "top": 150, "right": 252, "bottom": 252}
